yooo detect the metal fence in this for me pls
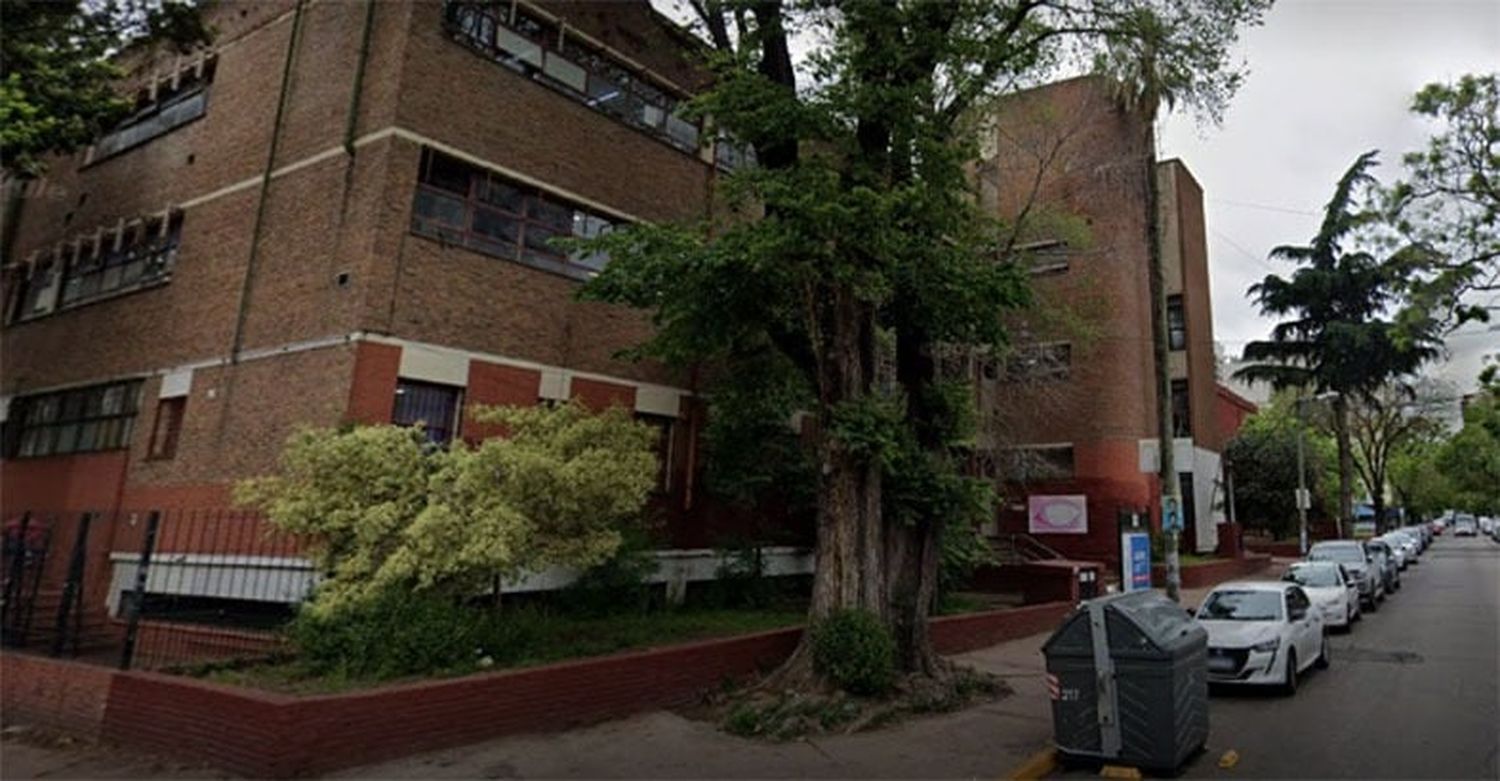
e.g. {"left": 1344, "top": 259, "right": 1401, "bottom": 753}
{"left": 1, "top": 509, "right": 311, "bottom": 671}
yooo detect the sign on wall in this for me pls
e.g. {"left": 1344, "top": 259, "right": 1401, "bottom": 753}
{"left": 1028, "top": 494, "right": 1089, "bottom": 535}
{"left": 1121, "top": 531, "right": 1152, "bottom": 593}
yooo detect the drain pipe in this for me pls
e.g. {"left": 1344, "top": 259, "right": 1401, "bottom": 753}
{"left": 344, "top": 0, "right": 376, "bottom": 157}
{"left": 228, "top": 0, "right": 306, "bottom": 361}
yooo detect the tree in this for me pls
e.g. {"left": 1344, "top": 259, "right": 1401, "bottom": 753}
{"left": 1224, "top": 401, "right": 1335, "bottom": 539}
{"left": 1235, "top": 152, "right": 1439, "bottom": 537}
{"left": 586, "top": 0, "right": 1268, "bottom": 683}
{"left": 0, "top": 0, "right": 210, "bottom": 176}
{"left": 1389, "top": 435, "right": 1454, "bottom": 520}
{"left": 1348, "top": 381, "right": 1446, "bottom": 529}
{"left": 236, "top": 402, "right": 659, "bottom": 615}
{"left": 1386, "top": 73, "right": 1499, "bottom": 335}
{"left": 1437, "top": 390, "right": 1500, "bottom": 515}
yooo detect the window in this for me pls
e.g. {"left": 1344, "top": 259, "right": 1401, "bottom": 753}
{"left": 5, "top": 257, "right": 61, "bottom": 323}
{"left": 1005, "top": 342, "right": 1071, "bottom": 382}
{"left": 147, "top": 397, "right": 186, "bottom": 460}
{"left": 1171, "top": 379, "right": 1192, "bottom": 437}
{"left": 411, "top": 149, "right": 617, "bottom": 280}
{"left": 393, "top": 380, "right": 463, "bottom": 445}
{"left": 4, "top": 380, "right": 143, "bottom": 458}
{"left": 1167, "top": 294, "right": 1186, "bottom": 351}
{"left": 637, "top": 413, "right": 675, "bottom": 492}
{"left": 90, "top": 55, "right": 217, "bottom": 163}
{"left": 1005, "top": 445, "right": 1075, "bottom": 481}
{"left": 60, "top": 213, "right": 182, "bottom": 308}
{"left": 443, "top": 1, "right": 705, "bottom": 156}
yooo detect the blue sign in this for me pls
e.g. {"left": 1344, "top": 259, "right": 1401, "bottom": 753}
{"left": 1162, "top": 495, "right": 1184, "bottom": 533}
{"left": 1122, "top": 531, "right": 1152, "bottom": 592}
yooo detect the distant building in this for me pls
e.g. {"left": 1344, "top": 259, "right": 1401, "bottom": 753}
{"left": 974, "top": 76, "right": 1237, "bottom": 564}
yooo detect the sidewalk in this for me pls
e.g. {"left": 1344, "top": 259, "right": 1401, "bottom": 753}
{"left": 331, "top": 633, "right": 1057, "bottom": 779}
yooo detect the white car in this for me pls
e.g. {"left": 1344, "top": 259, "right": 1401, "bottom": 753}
{"left": 1195, "top": 581, "right": 1329, "bottom": 695}
{"left": 1283, "top": 561, "right": 1359, "bottom": 630}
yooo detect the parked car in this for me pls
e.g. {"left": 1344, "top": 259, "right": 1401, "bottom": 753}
{"left": 1384, "top": 530, "right": 1420, "bottom": 565}
{"left": 1405, "top": 524, "right": 1432, "bottom": 550}
{"left": 1195, "top": 581, "right": 1329, "bottom": 694}
{"left": 1454, "top": 516, "right": 1478, "bottom": 536}
{"left": 1364, "top": 539, "right": 1401, "bottom": 593}
{"left": 1283, "top": 561, "right": 1359, "bottom": 630}
{"left": 1308, "top": 540, "right": 1383, "bottom": 611}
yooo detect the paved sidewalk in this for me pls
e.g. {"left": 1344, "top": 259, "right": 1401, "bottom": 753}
{"left": 332, "top": 633, "right": 1058, "bottom": 779}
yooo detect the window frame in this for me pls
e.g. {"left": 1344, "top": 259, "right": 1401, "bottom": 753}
{"left": 410, "top": 149, "right": 618, "bottom": 281}
{"left": 146, "top": 396, "right": 186, "bottom": 460}
{"left": 392, "top": 379, "right": 465, "bottom": 446}
{"left": 1171, "top": 378, "right": 1192, "bottom": 437}
{"left": 1166, "top": 294, "right": 1187, "bottom": 351}
{"left": 4, "top": 380, "right": 144, "bottom": 459}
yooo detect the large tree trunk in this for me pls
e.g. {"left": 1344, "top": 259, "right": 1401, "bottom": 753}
{"left": 1332, "top": 394, "right": 1353, "bottom": 538}
{"left": 887, "top": 323, "right": 943, "bottom": 676}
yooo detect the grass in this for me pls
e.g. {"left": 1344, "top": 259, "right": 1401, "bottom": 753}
{"left": 200, "top": 607, "right": 806, "bottom": 695}
{"left": 1179, "top": 553, "right": 1228, "bottom": 566}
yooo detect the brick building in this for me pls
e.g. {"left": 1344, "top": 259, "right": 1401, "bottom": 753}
{"left": 975, "top": 76, "right": 1233, "bottom": 565}
{"left": 1, "top": 1, "right": 809, "bottom": 603}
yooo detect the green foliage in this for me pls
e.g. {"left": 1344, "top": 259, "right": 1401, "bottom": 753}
{"left": 939, "top": 515, "right": 996, "bottom": 596}
{"left": 1386, "top": 73, "right": 1499, "bottom": 334}
{"left": 810, "top": 609, "right": 897, "bottom": 696}
{"left": 555, "top": 528, "right": 659, "bottom": 616}
{"left": 237, "top": 400, "right": 657, "bottom": 615}
{"left": 287, "top": 589, "right": 480, "bottom": 681}
{"left": 1436, "top": 392, "right": 1500, "bottom": 515}
{"left": 1, "top": 0, "right": 212, "bottom": 175}
{"left": 1225, "top": 401, "right": 1336, "bottom": 538}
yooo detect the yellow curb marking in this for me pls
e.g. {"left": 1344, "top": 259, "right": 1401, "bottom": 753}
{"left": 1098, "top": 765, "right": 1142, "bottom": 780}
{"left": 1219, "top": 749, "right": 1241, "bottom": 769}
{"left": 1006, "top": 746, "right": 1058, "bottom": 780}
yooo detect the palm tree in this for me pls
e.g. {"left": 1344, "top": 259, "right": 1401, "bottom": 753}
{"left": 1235, "top": 152, "right": 1439, "bottom": 537}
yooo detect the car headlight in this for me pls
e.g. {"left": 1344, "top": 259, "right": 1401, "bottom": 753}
{"left": 1250, "top": 638, "right": 1280, "bottom": 653}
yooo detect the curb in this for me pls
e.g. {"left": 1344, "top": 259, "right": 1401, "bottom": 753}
{"left": 1005, "top": 746, "right": 1057, "bottom": 780}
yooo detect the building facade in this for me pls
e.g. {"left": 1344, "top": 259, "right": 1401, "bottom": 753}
{"left": 976, "top": 76, "right": 1232, "bottom": 565}
{"left": 0, "top": 1, "right": 796, "bottom": 558}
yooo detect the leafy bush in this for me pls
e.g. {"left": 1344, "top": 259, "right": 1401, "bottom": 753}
{"left": 810, "top": 608, "right": 896, "bottom": 696}
{"left": 237, "top": 400, "right": 658, "bottom": 615}
{"left": 556, "top": 529, "right": 659, "bottom": 616}
{"left": 288, "top": 589, "right": 480, "bottom": 680}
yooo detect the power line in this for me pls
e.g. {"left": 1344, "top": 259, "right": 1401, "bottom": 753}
{"left": 1209, "top": 228, "right": 1280, "bottom": 274}
{"left": 1209, "top": 198, "right": 1321, "bottom": 218}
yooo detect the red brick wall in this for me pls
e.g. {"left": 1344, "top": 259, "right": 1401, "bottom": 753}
{"left": 570, "top": 377, "right": 637, "bottom": 412}
{"left": 0, "top": 451, "right": 129, "bottom": 514}
{"left": 1152, "top": 552, "right": 1272, "bottom": 589}
{"left": 463, "top": 360, "right": 541, "bottom": 442}
{"left": 4, "top": 600, "right": 1075, "bottom": 777}
{"left": 346, "top": 341, "right": 401, "bottom": 424}
{"left": 0, "top": 654, "right": 115, "bottom": 739}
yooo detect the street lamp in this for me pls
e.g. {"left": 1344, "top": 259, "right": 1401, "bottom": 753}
{"left": 1295, "top": 391, "right": 1338, "bottom": 555}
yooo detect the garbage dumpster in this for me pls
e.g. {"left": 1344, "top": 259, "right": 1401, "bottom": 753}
{"left": 1042, "top": 590, "right": 1209, "bottom": 772}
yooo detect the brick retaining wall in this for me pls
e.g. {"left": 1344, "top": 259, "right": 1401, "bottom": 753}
{"left": 1, "top": 601, "right": 1073, "bottom": 777}
{"left": 1152, "top": 553, "right": 1273, "bottom": 589}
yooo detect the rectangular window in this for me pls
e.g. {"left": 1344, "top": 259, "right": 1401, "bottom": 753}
{"left": 4, "top": 380, "right": 143, "bottom": 459}
{"left": 637, "top": 413, "right": 675, "bottom": 492}
{"left": 1005, "top": 342, "right": 1071, "bottom": 382}
{"left": 90, "top": 55, "right": 216, "bottom": 163}
{"left": 147, "top": 397, "right": 186, "bottom": 460}
{"left": 1171, "top": 379, "right": 1192, "bottom": 437}
{"left": 1005, "top": 445, "right": 1076, "bottom": 481}
{"left": 1167, "top": 294, "right": 1186, "bottom": 351}
{"left": 6, "top": 256, "right": 61, "bottom": 323}
{"left": 60, "top": 213, "right": 182, "bottom": 310}
{"left": 442, "top": 1, "right": 707, "bottom": 157}
{"left": 411, "top": 149, "right": 617, "bottom": 280}
{"left": 393, "top": 380, "right": 463, "bottom": 446}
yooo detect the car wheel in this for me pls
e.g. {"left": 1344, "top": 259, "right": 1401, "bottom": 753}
{"left": 1315, "top": 636, "right": 1330, "bottom": 669}
{"left": 1281, "top": 649, "right": 1298, "bottom": 696}
{"left": 1367, "top": 596, "right": 1380, "bottom": 613}
{"left": 1345, "top": 604, "right": 1355, "bottom": 629}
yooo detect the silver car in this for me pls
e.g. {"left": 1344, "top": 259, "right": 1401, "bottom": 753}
{"left": 1308, "top": 540, "right": 1384, "bottom": 611}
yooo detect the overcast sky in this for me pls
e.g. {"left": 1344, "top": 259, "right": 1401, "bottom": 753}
{"left": 1159, "top": 0, "right": 1499, "bottom": 396}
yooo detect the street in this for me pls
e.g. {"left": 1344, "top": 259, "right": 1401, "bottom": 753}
{"left": 1175, "top": 535, "right": 1498, "bottom": 779}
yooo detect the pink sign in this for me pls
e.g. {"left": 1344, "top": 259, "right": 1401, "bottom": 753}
{"left": 1028, "top": 495, "right": 1089, "bottom": 535}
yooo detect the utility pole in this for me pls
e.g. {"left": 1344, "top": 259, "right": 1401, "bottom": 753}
{"left": 1142, "top": 125, "right": 1182, "bottom": 602}
{"left": 1296, "top": 399, "right": 1309, "bottom": 556}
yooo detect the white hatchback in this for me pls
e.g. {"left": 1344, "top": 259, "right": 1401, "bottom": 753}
{"left": 1194, "top": 581, "right": 1329, "bottom": 695}
{"left": 1283, "top": 561, "right": 1359, "bottom": 630}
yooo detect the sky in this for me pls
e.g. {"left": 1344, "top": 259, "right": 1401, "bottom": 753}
{"left": 1158, "top": 0, "right": 1500, "bottom": 398}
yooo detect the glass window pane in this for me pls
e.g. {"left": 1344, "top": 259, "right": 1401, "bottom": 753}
{"left": 524, "top": 225, "right": 561, "bottom": 257}
{"left": 393, "top": 381, "right": 461, "bottom": 445}
{"left": 478, "top": 177, "right": 525, "bottom": 213}
{"left": 54, "top": 423, "right": 81, "bottom": 454}
{"left": 471, "top": 206, "right": 520, "bottom": 245}
{"left": 529, "top": 198, "right": 572, "bottom": 232}
{"left": 413, "top": 189, "right": 467, "bottom": 228}
{"left": 422, "top": 152, "right": 473, "bottom": 195}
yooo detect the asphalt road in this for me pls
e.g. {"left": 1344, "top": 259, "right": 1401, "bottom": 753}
{"left": 1181, "top": 534, "right": 1500, "bottom": 779}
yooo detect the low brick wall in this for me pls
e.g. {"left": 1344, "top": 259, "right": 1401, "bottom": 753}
{"left": 966, "top": 560, "right": 1102, "bottom": 605}
{"left": 2, "top": 601, "right": 1074, "bottom": 777}
{"left": 0, "top": 653, "right": 115, "bottom": 739}
{"left": 1245, "top": 540, "right": 1304, "bottom": 558}
{"left": 1153, "top": 553, "right": 1273, "bottom": 589}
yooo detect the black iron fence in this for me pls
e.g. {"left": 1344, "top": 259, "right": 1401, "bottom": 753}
{"left": 1, "top": 509, "right": 310, "bottom": 671}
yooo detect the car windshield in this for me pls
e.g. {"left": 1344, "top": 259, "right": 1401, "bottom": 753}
{"left": 1286, "top": 566, "right": 1340, "bottom": 587}
{"left": 1309, "top": 545, "right": 1364, "bottom": 564}
{"left": 1199, "top": 590, "right": 1282, "bottom": 621}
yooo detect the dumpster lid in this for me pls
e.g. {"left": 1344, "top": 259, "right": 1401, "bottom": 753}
{"left": 1043, "top": 591, "right": 1198, "bottom": 656}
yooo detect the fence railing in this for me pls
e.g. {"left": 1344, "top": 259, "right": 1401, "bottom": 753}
{"left": 1, "top": 508, "right": 311, "bottom": 671}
